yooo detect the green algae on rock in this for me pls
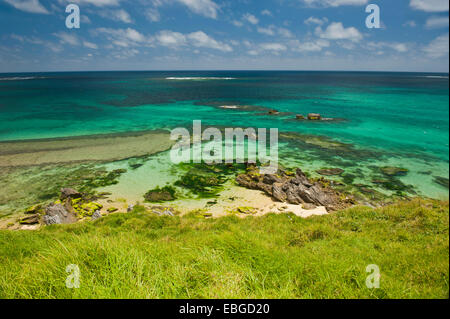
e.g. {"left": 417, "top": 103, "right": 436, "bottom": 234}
{"left": 144, "top": 186, "right": 177, "bottom": 203}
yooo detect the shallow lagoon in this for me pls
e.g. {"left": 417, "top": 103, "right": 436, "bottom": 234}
{"left": 0, "top": 71, "right": 448, "bottom": 218}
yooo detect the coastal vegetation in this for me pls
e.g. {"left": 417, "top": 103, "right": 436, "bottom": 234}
{"left": 0, "top": 198, "right": 447, "bottom": 299}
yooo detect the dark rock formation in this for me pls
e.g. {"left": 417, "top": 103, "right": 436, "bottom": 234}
{"left": 144, "top": 186, "right": 176, "bottom": 202}
{"left": 296, "top": 114, "right": 306, "bottom": 120}
{"left": 434, "top": 176, "right": 449, "bottom": 189}
{"left": 308, "top": 113, "right": 322, "bottom": 120}
{"left": 60, "top": 188, "right": 82, "bottom": 201}
{"left": 236, "top": 166, "right": 351, "bottom": 211}
{"left": 19, "top": 214, "right": 40, "bottom": 225}
{"left": 317, "top": 168, "right": 344, "bottom": 176}
{"left": 268, "top": 109, "right": 280, "bottom": 115}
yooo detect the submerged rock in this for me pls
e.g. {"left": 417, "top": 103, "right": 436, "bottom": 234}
{"left": 381, "top": 167, "right": 409, "bottom": 177}
{"left": 144, "top": 186, "right": 176, "bottom": 202}
{"left": 308, "top": 113, "right": 322, "bottom": 120}
{"left": 236, "top": 166, "right": 350, "bottom": 211}
{"left": 268, "top": 109, "right": 280, "bottom": 115}
{"left": 316, "top": 168, "right": 344, "bottom": 176}
{"left": 60, "top": 188, "right": 82, "bottom": 201}
{"left": 433, "top": 176, "right": 449, "bottom": 189}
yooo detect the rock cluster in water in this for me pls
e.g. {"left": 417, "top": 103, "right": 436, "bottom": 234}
{"left": 236, "top": 165, "right": 353, "bottom": 211}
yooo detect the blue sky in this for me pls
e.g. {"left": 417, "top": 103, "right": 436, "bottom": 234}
{"left": 0, "top": 0, "right": 448, "bottom": 72}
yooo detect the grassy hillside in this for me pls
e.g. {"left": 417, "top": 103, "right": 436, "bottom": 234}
{"left": 0, "top": 199, "right": 448, "bottom": 299}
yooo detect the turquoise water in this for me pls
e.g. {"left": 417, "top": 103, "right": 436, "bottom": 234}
{"left": 0, "top": 71, "right": 448, "bottom": 198}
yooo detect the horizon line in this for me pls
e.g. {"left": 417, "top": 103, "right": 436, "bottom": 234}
{"left": 1, "top": 69, "right": 449, "bottom": 75}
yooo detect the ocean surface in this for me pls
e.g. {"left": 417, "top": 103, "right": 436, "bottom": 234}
{"left": 0, "top": 71, "right": 448, "bottom": 199}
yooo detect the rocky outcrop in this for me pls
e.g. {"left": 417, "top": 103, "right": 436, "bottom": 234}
{"left": 19, "top": 214, "right": 40, "bottom": 225}
{"left": 43, "top": 203, "right": 78, "bottom": 225}
{"left": 308, "top": 113, "right": 322, "bottom": 120}
{"left": 236, "top": 166, "right": 351, "bottom": 211}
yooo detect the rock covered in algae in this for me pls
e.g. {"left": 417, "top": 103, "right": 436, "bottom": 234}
{"left": 144, "top": 186, "right": 176, "bottom": 202}
{"left": 19, "top": 214, "right": 40, "bottom": 225}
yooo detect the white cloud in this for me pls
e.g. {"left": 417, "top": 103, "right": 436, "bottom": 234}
{"left": 156, "top": 30, "right": 187, "bottom": 47}
{"left": 291, "top": 39, "right": 330, "bottom": 52}
{"left": 257, "top": 25, "right": 294, "bottom": 38}
{"left": 4, "top": 0, "right": 49, "bottom": 14}
{"left": 259, "top": 43, "right": 287, "bottom": 52}
{"left": 83, "top": 41, "right": 98, "bottom": 49}
{"left": 100, "top": 9, "right": 133, "bottom": 23}
{"left": 304, "top": 16, "right": 328, "bottom": 26}
{"left": 187, "top": 31, "right": 233, "bottom": 52}
{"left": 243, "top": 13, "right": 259, "bottom": 25}
{"left": 232, "top": 20, "right": 244, "bottom": 27}
{"left": 145, "top": 8, "right": 161, "bottom": 22}
{"left": 301, "top": 0, "right": 368, "bottom": 7}
{"left": 95, "top": 27, "right": 148, "bottom": 48}
{"left": 261, "top": 9, "right": 272, "bottom": 16}
{"left": 425, "top": 16, "right": 449, "bottom": 29}
{"left": 410, "top": 0, "right": 449, "bottom": 12}
{"left": 423, "top": 33, "right": 449, "bottom": 58}
{"left": 316, "top": 22, "right": 363, "bottom": 42}
{"left": 175, "top": 0, "right": 219, "bottom": 19}
{"left": 53, "top": 32, "right": 80, "bottom": 46}
{"left": 58, "top": 0, "right": 120, "bottom": 7}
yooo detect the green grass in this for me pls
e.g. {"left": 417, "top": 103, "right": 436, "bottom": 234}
{"left": 0, "top": 199, "right": 448, "bottom": 299}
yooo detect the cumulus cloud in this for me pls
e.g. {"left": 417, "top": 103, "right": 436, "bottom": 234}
{"left": 145, "top": 8, "right": 161, "bottom": 22}
{"left": 156, "top": 30, "right": 187, "bottom": 47}
{"left": 304, "top": 16, "right": 328, "bottom": 26}
{"left": 410, "top": 0, "right": 449, "bottom": 12}
{"left": 4, "top": 0, "right": 49, "bottom": 14}
{"left": 367, "top": 42, "right": 409, "bottom": 53}
{"left": 187, "top": 31, "right": 233, "bottom": 52}
{"left": 301, "top": 0, "right": 368, "bottom": 7}
{"left": 95, "top": 27, "right": 147, "bottom": 47}
{"left": 155, "top": 30, "right": 232, "bottom": 52}
{"left": 175, "top": 0, "right": 219, "bottom": 19}
{"left": 261, "top": 9, "right": 272, "bottom": 16}
{"left": 243, "top": 13, "right": 259, "bottom": 25}
{"left": 425, "top": 16, "right": 449, "bottom": 29}
{"left": 57, "top": 0, "right": 120, "bottom": 7}
{"left": 100, "top": 9, "right": 133, "bottom": 23}
{"left": 316, "top": 22, "right": 363, "bottom": 42}
{"left": 83, "top": 41, "right": 98, "bottom": 49}
{"left": 291, "top": 39, "right": 330, "bottom": 52}
{"left": 423, "top": 33, "right": 449, "bottom": 58}
{"left": 257, "top": 25, "right": 294, "bottom": 38}
{"left": 53, "top": 32, "right": 80, "bottom": 46}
